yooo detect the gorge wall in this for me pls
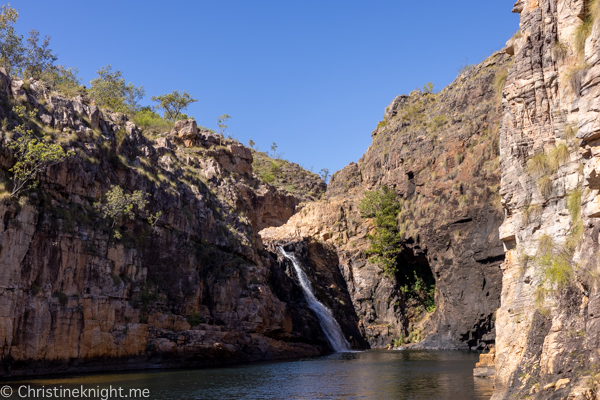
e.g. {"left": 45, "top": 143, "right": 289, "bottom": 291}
{"left": 6, "top": 1, "right": 600, "bottom": 396}
{"left": 0, "top": 70, "right": 368, "bottom": 377}
{"left": 492, "top": 0, "right": 600, "bottom": 398}
{"left": 262, "top": 51, "right": 509, "bottom": 350}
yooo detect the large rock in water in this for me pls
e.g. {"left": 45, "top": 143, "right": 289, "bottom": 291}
{"left": 262, "top": 50, "right": 509, "bottom": 350}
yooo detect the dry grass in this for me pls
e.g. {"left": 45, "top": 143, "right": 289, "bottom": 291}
{"left": 527, "top": 144, "right": 569, "bottom": 179}
{"left": 527, "top": 152, "right": 550, "bottom": 176}
{"left": 594, "top": 0, "right": 600, "bottom": 20}
{"left": 494, "top": 69, "right": 508, "bottom": 98}
{"left": 538, "top": 176, "right": 553, "bottom": 197}
{"left": 549, "top": 143, "right": 570, "bottom": 169}
{"left": 566, "top": 188, "right": 584, "bottom": 250}
{"left": 565, "top": 125, "right": 578, "bottom": 142}
{"left": 566, "top": 63, "right": 589, "bottom": 96}
{"left": 574, "top": 0, "right": 599, "bottom": 57}
{"left": 551, "top": 41, "right": 569, "bottom": 61}
{"left": 0, "top": 180, "right": 11, "bottom": 203}
{"left": 575, "top": 18, "right": 593, "bottom": 56}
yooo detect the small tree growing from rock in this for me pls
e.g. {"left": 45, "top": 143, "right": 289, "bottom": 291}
{"left": 359, "top": 185, "right": 403, "bottom": 276}
{"left": 151, "top": 90, "right": 197, "bottom": 121}
{"left": 216, "top": 114, "right": 231, "bottom": 137}
{"left": 95, "top": 185, "right": 148, "bottom": 240}
{"left": 43, "top": 65, "right": 81, "bottom": 98}
{"left": 319, "top": 168, "right": 330, "bottom": 183}
{"left": 8, "top": 106, "right": 74, "bottom": 197}
{"left": 423, "top": 82, "right": 435, "bottom": 94}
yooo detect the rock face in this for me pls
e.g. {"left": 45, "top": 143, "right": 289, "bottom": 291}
{"left": 492, "top": 0, "right": 600, "bottom": 398}
{"left": 264, "top": 238, "right": 369, "bottom": 350}
{"left": 262, "top": 51, "right": 509, "bottom": 350}
{"left": 0, "top": 70, "right": 346, "bottom": 376}
{"left": 8, "top": 0, "right": 600, "bottom": 389}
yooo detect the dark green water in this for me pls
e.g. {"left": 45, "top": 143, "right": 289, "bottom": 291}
{"left": 1, "top": 350, "right": 493, "bottom": 400}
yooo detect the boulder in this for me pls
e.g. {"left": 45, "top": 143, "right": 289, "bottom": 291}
{"left": 172, "top": 119, "right": 200, "bottom": 147}
{"left": 201, "top": 131, "right": 222, "bottom": 147}
{"left": 174, "top": 119, "right": 198, "bottom": 138}
{"left": 10, "top": 80, "right": 25, "bottom": 98}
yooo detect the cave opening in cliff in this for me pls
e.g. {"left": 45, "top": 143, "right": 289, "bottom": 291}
{"left": 395, "top": 244, "right": 435, "bottom": 309}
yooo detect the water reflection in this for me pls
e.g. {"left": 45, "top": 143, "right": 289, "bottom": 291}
{"left": 1, "top": 350, "right": 493, "bottom": 400}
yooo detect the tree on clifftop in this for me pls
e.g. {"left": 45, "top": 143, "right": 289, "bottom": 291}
{"left": 88, "top": 65, "right": 145, "bottom": 113}
{"left": 0, "top": 4, "right": 57, "bottom": 78}
{"left": 23, "top": 29, "right": 57, "bottom": 79}
{"left": 151, "top": 90, "right": 197, "bottom": 121}
{"left": 0, "top": 3, "right": 24, "bottom": 76}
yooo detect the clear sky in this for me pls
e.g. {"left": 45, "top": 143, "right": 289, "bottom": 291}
{"left": 12, "top": 1, "right": 519, "bottom": 175}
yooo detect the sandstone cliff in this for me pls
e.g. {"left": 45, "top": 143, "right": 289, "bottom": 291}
{"left": 491, "top": 0, "right": 600, "bottom": 398}
{"left": 7, "top": 1, "right": 600, "bottom": 392}
{"left": 0, "top": 69, "right": 348, "bottom": 376}
{"left": 262, "top": 51, "right": 509, "bottom": 350}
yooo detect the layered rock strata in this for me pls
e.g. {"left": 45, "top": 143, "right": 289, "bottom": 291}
{"left": 262, "top": 51, "right": 509, "bottom": 350}
{"left": 493, "top": 0, "right": 600, "bottom": 398}
{"left": 0, "top": 69, "right": 349, "bottom": 376}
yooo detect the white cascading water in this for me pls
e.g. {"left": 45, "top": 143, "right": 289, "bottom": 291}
{"left": 279, "top": 247, "right": 351, "bottom": 352}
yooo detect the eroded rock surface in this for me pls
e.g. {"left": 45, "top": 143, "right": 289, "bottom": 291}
{"left": 262, "top": 51, "right": 509, "bottom": 350}
{"left": 493, "top": 0, "right": 600, "bottom": 398}
{"left": 0, "top": 69, "right": 334, "bottom": 376}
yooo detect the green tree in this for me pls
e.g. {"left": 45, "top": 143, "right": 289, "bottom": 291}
{"left": 8, "top": 106, "right": 74, "bottom": 197}
{"left": 248, "top": 139, "right": 256, "bottom": 149}
{"left": 0, "top": 5, "right": 57, "bottom": 78}
{"left": 88, "top": 65, "right": 145, "bottom": 113}
{"left": 23, "top": 29, "right": 57, "bottom": 79}
{"left": 151, "top": 90, "right": 197, "bottom": 121}
{"left": 423, "top": 82, "right": 435, "bottom": 94}
{"left": 320, "top": 168, "right": 330, "bottom": 182}
{"left": 124, "top": 83, "right": 145, "bottom": 112}
{"left": 216, "top": 114, "right": 231, "bottom": 136}
{"left": 359, "top": 186, "right": 403, "bottom": 276}
{"left": 132, "top": 107, "right": 173, "bottom": 134}
{"left": 0, "top": 3, "right": 24, "bottom": 76}
{"left": 43, "top": 65, "right": 81, "bottom": 98}
{"left": 94, "top": 185, "right": 148, "bottom": 239}
{"left": 147, "top": 210, "right": 162, "bottom": 233}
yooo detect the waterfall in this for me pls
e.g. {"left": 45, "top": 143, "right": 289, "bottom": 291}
{"left": 279, "top": 247, "right": 351, "bottom": 352}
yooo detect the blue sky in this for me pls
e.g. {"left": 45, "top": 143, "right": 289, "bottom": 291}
{"left": 13, "top": 1, "right": 519, "bottom": 175}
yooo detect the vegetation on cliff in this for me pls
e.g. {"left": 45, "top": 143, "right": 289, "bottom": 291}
{"left": 359, "top": 185, "right": 435, "bottom": 311}
{"left": 0, "top": 3, "right": 333, "bottom": 375}
{"left": 359, "top": 185, "right": 402, "bottom": 276}
{"left": 252, "top": 149, "right": 325, "bottom": 202}
{"left": 7, "top": 105, "right": 73, "bottom": 197}
{"left": 294, "top": 50, "right": 509, "bottom": 349}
